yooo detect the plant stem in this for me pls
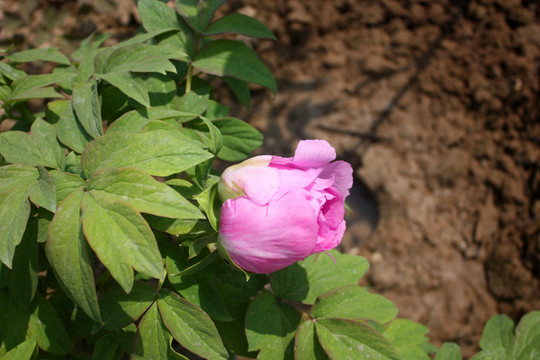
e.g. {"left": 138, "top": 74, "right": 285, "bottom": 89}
{"left": 186, "top": 64, "right": 194, "bottom": 93}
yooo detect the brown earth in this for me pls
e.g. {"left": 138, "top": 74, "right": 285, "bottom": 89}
{"left": 1, "top": 0, "right": 539, "bottom": 358}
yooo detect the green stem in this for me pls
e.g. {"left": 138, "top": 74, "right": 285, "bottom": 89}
{"left": 186, "top": 64, "right": 194, "bottom": 93}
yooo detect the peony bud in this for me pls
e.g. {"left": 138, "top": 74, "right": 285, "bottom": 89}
{"left": 217, "top": 139, "right": 353, "bottom": 274}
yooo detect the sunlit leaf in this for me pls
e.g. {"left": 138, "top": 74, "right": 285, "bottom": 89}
{"left": 80, "top": 192, "right": 163, "bottom": 293}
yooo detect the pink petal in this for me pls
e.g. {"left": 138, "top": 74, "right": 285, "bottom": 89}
{"left": 221, "top": 162, "right": 280, "bottom": 206}
{"left": 219, "top": 190, "right": 319, "bottom": 273}
{"left": 292, "top": 140, "right": 336, "bottom": 168}
{"left": 275, "top": 167, "right": 322, "bottom": 189}
{"left": 319, "top": 161, "right": 353, "bottom": 198}
{"left": 312, "top": 220, "right": 346, "bottom": 252}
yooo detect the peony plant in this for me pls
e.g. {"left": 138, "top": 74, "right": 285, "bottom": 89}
{"left": 0, "top": 1, "right": 538, "bottom": 359}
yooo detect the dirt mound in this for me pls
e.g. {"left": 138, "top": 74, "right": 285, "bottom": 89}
{"left": 219, "top": 0, "right": 540, "bottom": 356}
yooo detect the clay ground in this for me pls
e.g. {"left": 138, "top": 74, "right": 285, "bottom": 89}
{"left": 1, "top": 0, "right": 539, "bottom": 357}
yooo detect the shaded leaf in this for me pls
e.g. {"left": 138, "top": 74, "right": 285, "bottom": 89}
{"left": 223, "top": 76, "right": 250, "bottom": 108}
{"left": 28, "top": 293, "right": 71, "bottom": 354}
{"left": 175, "top": 0, "right": 225, "bottom": 33}
{"left": 99, "top": 281, "right": 156, "bottom": 331}
{"left": 8, "top": 220, "right": 39, "bottom": 308}
{"left": 0, "top": 289, "right": 31, "bottom": 354}
{"left": 245, "top": 292, "right": 301, "bottom": 360}
{"left": 205, "top": 13, "right": 276, "bottom": 39}
{"left": 193, "top": 39, "right": 276, "bottom": 93}
{"left": 157, "top": 289, "right": 228, "bottom": 359}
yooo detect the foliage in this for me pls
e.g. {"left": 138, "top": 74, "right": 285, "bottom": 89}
{"left": 0, "top": 1, "right": 538, "bottom": 359}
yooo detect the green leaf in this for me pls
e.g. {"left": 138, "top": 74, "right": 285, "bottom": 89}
{"left": 45, "top": 188, "right": 101, "bottom": 322}
{"left": 383, "top": 319, "right": 432, "bottom": 360}
{"left": 193, "top": 39, "right": 277, "bottom": 93}
{"left": 80, "top": 192, "right": 163, "bottom": 293}
{"left": 0, "top": 164, "right": 37, "bottom": 267}
{"left": 91, "top": 333, "right": 120, "bottom": 360}
{"left": 99, "top": 281, "right": 156, "bottom": 331}
{"left": 81, "top": 129, "right": 212, "bottom": 177}
{"left": 470, "top": 348, "right": 506, "bottom": 360}
{"left": 0, "top": 289, "right": 31, "bottom": 354}
{"left": 0, "top": 184, "right": 31, "bottom": 268}
{"left": 98, "top": 71, "right": 150, "bottom": 107}
{"left": 215, "top": 319, "right": 257, "bottom": 358}
{"left": 102, "top": 44, "right": 179, "bottom": 74}
{"left": 478, "top": 314, "right": 514, "bottom": 354}
{"left": 28, "top": 293, "right": 71, "bottom": 354}
{"left": 434, "top": 343, "right": 462, "bottom": 360}
{"left": 49, "top": 170, "right": 84, "bottom": 203}
{"left": 7, "top": 48, "right": 70, "bottom": 65}
{"left": 157, "top": 289, "right": 228, "bottom": 359}
{"left": 72, "top": 80, "right": 103, "bottom": 138}
{"left": 167, "top": 258, "right": 232, "bottom": 322}
{"left": 213, "top": 117, "right": 262, "bottom": 161}
{"left": 0, "top": 62, "right": 26, "bottom": 81}
{"left": 223, "top": 76, "right": 251, "bottom": 108}
{"left": 511, "top": 311, "right": 540, "bottom": 359}
{"left": 205, "top": 13, "right": 276, "bottom": 39}
{"left": 0, "top": 337, "right": 36, "bottom": 360}
{"left": 86, "top": 167, "right": 204, "bottom": 219}
{"left": 8, "top": 220, "right": 39, "bottom": 308}
{"left": 132, "top": 302, "right": 188, "bottom": 360}
{"left": 6, "top": 72, "right": 75, "bottom": 103}
{"left": 315, "top": 318, "right": 402, "bottom": 360}
{"left": 270, "top": 251, "right": 370, "bottom": 304}
{"left": 167, "top": 245, "right": 266, "bottom": 322}
{"left": 312, "top": 286, "right": 398, "bottom": 324}
{"left": 175, "top": 0, "right": 225, "bottom": 33}
{"left": 143, "top": 72, "right": 176, "bottom": 107}
{"left": 29, "top": 166, "right": 56, "bottom": 212}
{"left": 138, "top": 0, "right": 194, "bottom": 59}
{"left": 77, "top": 48, "right": 102, "bottom": 82}
{"left": 245, "top": 291, "right": 301, "bottom": 360}
{"left": 46, "top": 99, "right": 70, "bottom": 123}
{"left": 0, "top": 119, "right": 65, "bottom": 168}
{"left": 178, "top": 90, "right": 211, "bottom": 115}
{"left": 57, "top": 101, "right": 93, "bottom": 153}
{"left": 193, "top": 182, "right": 221, "bottom": 231}
{"left": 205, "top": 100, "right": 229, "bottom": 119}
{"left": 71, "top": 32, "right": 110, "bottom": 63}
{"left": 36, "top": 208, "right": 53, "bottom": 243}
{"left": 295, "top": 320, "right": 329, "bottom": 360}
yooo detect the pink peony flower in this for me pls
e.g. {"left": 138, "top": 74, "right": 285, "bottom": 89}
{"left": 217, "top": 139, "right": 353, "bottom": 273}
